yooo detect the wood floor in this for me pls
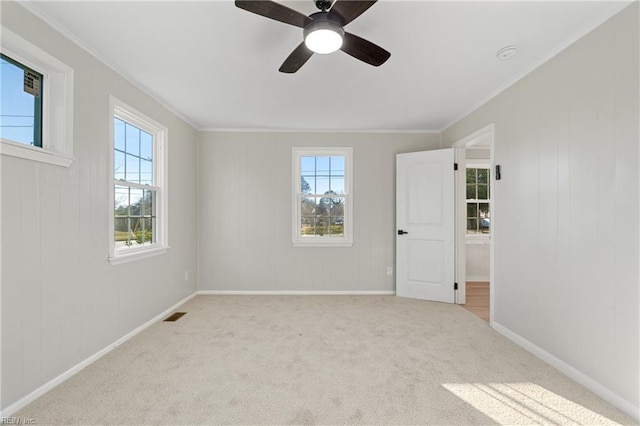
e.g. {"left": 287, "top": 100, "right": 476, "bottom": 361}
{"left": 461, "top": 281, "right": 489, "bottom": 322}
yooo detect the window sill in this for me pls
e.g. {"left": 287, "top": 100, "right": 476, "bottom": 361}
{"left": 293, "top": 240, "right": 353, "bottom": 248}
{"left": 109, "top": 246, "right": 169, "bottom": 265}
{"left": 465, "top": 236, "right": 490, "bottom": 245}
{"left": 0, "top": 139, "right": 74, "bottom": 167}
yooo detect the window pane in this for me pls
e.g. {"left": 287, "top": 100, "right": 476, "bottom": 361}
{"left": 467, "top": 203, "right": 477, "bottom": 218}
{"left": 477, "top": 184, "right": 488, "bottom": 200}
{"left": 316, "top": 196, "right": 332, "bottom": 216}
{"left": 315, "top": 157, "right": 330, "bottom": 176}
{"left": 330, "top": 177, "right": 344, "bottom": 194}
{"left": 125, "top": 122, "right": 140, "bottom": 156}
{"left": 479, "top": 203, "right": 490, "bottom": 217}
{"left": 301, "top": 197, "right": 315, "bottom": 216}
{"left": 129, "top": 188, "right": 143, "bottom": 217}
{"left": 467, "top": 218, "right": 478, "bottom": 234}
{"left": 302, "top": 175, "right": 316, "bottom": 194}
{"left": 140, "top": 130, "right": 153, "bottom": 161}
{"left": 330, "top": 197, "right": 345, "bottom": 216}
{"left": 134, "top": 217, "right": 152, "bottom": 245}
{"left": 114, "top": 118, "right": 125, "bottom": 151}
{"left": 0, "top": 54, "right": 42, "bottom": 147}
{"left": 477, "top": 169, "right": 488, "bottom": 183}
{"left": 301, "top": 215, "right": 314, "bottom": 235}
{"left": 140, "top": 159, "right": 153, "bottom": 185}
{"left": 330, "top": 216, "right": 344, "bottom": 237}
{"left": 466, "top": 184, "right": 476, "bottom": 199}
{"left": 126, "top": 154, "right": 140, "bottom": 183}
{"left": 316, "top": 178, "right": 330, "bottom": 195}
{"left": 142, "top": 189, "right": 155, "bottom": 216}
{"left": 114, "top": 150, "right": 126, "bottom": 180}
{"left": 330, "top": 156, "right": 344, "bottom": 174}
{"left": 301, "top": 156, "right": 315, "bottom": 174}
{"left": 115, "top": 185, "right": 129, "bottom": 216}
{"left": 114, "top": 217, "right": 130, "bottom": 244}
{"left": 301, "top": 176, "right": 312, "bottom": 194}
{"left": 315, "top": 216, "right": 330, "bottom": 236}
{"left": 479, "top": 203, "right": 490, "bottom": 233}
{"left": 466, "top": 169, "right": 476, "bottom": 184}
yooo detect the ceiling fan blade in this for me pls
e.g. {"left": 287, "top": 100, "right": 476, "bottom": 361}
{"left": 279, "top": 42, "right": 314, "bottom": 73}
{"left": 235, "top": 0, "right": 312, "bottom": 28}
{"left": 328, "top": 0, "right": 377, "bottom": 26}
{"left": 340, "top": 32, "right": 390, "bottom": 67}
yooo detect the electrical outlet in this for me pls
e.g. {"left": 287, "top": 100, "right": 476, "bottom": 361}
{"left": 387, "top": 266, "right": 393, "bottom": 277}
{"left": 184, "top": 271, "right": 189, "bottom": 282}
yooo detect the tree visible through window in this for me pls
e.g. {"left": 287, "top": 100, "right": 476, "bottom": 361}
{"left": 466, "top": 167, "right": 490, "bottom": 234}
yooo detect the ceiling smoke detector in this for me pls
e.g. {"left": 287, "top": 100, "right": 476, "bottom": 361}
{"left": 497, "top": 46, "right": 518, "bottom": 60}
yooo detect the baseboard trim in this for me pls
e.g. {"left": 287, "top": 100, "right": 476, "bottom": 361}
{"left": 1, "top": 292, "right": 197, "bottom": 417}
{"left": 492, "top": 321, "right": 640, "bottom": 421}
{"left": 197, "top": 290, "right": 396, "bottom": 296}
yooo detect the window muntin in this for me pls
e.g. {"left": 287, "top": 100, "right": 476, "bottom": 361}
{"left": 293, "top": 147, "right": 353, "bottom": 246}
{"left": 466, "top": 167, "right": 490, "bottom": 235}
{"left": 0, "top": 53, "right": 43, "bottom": 147}
{"left": 109, "top": 98, "right": 167, "bottom": 263}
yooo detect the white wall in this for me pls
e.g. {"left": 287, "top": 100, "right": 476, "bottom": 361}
{"left": 465, "top": 242, "right": 490, "bottom": 282}
{"left": 198, "top": 132, "right": 440, "bottom": 292}
{"left": 0, "top": 2, "right": 199, "bottom": 410}
{"left": 442, "top": 3, "right": 639, "bottom": 416}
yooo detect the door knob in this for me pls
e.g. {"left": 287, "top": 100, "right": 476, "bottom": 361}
{"left": 397, "top": 230, "right": 408, "bottom": 235}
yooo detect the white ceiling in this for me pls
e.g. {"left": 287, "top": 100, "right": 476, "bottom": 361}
{"left": 25, "top": 0, "right": 630, "bottom": 132}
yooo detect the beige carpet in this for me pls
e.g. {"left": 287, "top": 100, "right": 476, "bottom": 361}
{"left": 14, "top": 295, "right": 637, "bottom": 425}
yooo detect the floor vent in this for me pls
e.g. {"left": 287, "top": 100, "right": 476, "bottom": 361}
{"left": 164, "top": 312, "right": 187, "bottom": 322}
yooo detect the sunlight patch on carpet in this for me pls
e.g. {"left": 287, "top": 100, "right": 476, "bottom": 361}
{"left": 442, "top": 382, "right": 620, "bottom": 425}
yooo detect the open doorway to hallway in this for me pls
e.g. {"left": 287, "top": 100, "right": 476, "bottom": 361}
{"left": 454, "top": 124, "right": 494, "bottom": 324}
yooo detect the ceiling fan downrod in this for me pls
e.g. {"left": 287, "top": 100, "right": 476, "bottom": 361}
{"left": 315, "top": 1, "right": 332, "bottom": 12}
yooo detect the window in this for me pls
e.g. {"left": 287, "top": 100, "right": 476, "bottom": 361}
{"left": 109, "top": 97, "right": 167, "bottom": 264}
{"left": 0, "top": 26, "right": 74, "bottom": 167}
{"left": 0, "top": 53, "right": 43, "bottom": 147}
{"left": 292, "top": 147, "right": 353, "bottom": 247}
{"left": 466, "top": 167, "right": 490, "bottom": 235}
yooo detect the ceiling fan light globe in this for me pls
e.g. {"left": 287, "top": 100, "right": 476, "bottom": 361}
{"left": 305, "top": 29, "right": 343, "bottom": 54}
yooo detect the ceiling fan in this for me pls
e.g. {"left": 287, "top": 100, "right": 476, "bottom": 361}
{"left": 235, "top": 0, "right": 391, "bottom": 73}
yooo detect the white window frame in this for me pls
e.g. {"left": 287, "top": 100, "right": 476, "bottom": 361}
{"left": 0, "top": 26, "right": 74, "bottom": 167}
{"left": 292, "top": 147, "right": 353, "bottom": 247}
{"left": 108, "top": 96, "right": 168, "bottom": 265}
{"left": 465, "top": 160, "right": 491, "bottom": 241}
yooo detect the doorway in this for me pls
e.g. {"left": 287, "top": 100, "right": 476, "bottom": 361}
{"left": 453, "top": 124, "right": 495, "bottom": 324}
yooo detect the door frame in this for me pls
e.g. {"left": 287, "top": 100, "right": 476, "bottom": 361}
{"left": 452, "top": 124, "right": 495, "bottom": 324}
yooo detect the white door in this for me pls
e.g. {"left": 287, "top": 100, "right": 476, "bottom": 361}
{"left": 396, "top": 149, "right": 455, "bottom": 302}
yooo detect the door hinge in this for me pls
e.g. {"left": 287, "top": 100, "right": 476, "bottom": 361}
{"left": 454, "top": 282, "right": 458, "bottom": 290}
{"left": 454, "top": 163, "right": 459, "bottom": 171}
